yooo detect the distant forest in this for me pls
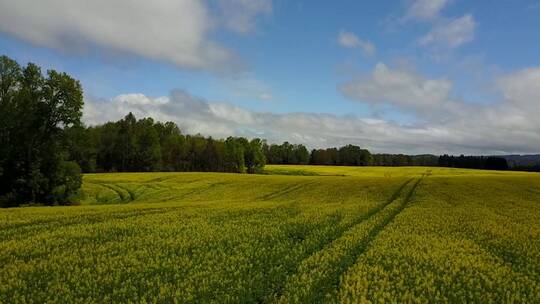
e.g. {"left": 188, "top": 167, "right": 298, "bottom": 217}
{"left": 68, "top": 112, "right": 511, "bottom": 173}
{"left": 257, "top": 143, "right": 509, "bottom": 170}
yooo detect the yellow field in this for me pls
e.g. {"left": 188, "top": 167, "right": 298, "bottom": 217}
{"left": 1, "top": 166, "right": 539, "bottom": 303}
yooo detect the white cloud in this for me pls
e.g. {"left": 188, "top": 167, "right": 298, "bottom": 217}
{"left": 405, "top": 0, "right": 450, "bottom": 21}
{"left": 83, "top": 90, "right": 452, "bottom": 153}
{"left": 218, "top": 0, "right": 272, "bottom": 33}
{"left": 338, "top": 31, "right": 376, "bottom": 56}
{"left": 83, "top": 64, "right": 540, "bottom": 155}
{"left": 400, "top": 1, "right": 476, "bottom": 53}
{"left": 0, "top": 0, "right": 270, "bottom": 71}
{"left": 339, "top": 63, "right": 453, "bottom": 113}
{"left": 420, "top": 14, "right": 476, "bottom": 48}
{"left": 497, "top": 67, "right": 540, "bottom": 109}
{"left": 85, "top": 90, "right": 241, "bottom": 137}
{"left": 336, "top": 63, "right": 540, "bottom": 154}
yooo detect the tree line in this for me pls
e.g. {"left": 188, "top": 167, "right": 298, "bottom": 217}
{"left": 309, "top": 145, "right": 372, "bottom": 166}
{"left": 438, "top": 154, "right": 508, "bottom": 170}
{"left": 66, "top": 112, "right": 266, "bottom": 174}
{"left": 262, "top": 143, "right": 439, "bottom": 167}
{"left": 371, "top": 154, "right": 439, "bottom": 167}
{"left": 262, "top": 142, "right": 310, "bottom": 165}
{"left": 262, "top": 143, "right": 373, "bottom": 166}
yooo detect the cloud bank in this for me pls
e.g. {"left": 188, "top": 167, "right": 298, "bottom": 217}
{"left": 84, "top": 65, "right": 540, "bottom": 155}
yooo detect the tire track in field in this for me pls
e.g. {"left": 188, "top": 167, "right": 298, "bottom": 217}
{"left": 88, "top": 182, "right": 132, "bottom": 203}
{"left": 146, "top": 175, "right": 178, "bottom": 183}
{"left": 262, "top": 178, "right": 415, "bottom": 302}
{"left": 259, "top": 181, "right": 318, "bottom": 201}
{"left": 275, "top": 175, "right": 425, "bottom": 303}
{"left": 127, "top": 178, "right": 229, "bottom": 202}
{"left": 123, "top": 181, "right": 215, "bottom": 203}
{"left": 159, "top": 181, "right": 232, "bottom": 202}
{"left": 327, "top": 176, "right": 424, "bottom": 297}
{"left": 113, "top": 184, "right": 137, "bottom": 201}
{"left": 276, "top": 177, "right": 413, "bottom": 254}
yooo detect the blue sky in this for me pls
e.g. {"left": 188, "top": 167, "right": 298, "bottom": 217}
{"left": 1, "top": 0, "right": 540, "bottom": 154}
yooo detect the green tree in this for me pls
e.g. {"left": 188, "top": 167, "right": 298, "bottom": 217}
{"left": 245, "top": 138, "right": 266, "bottom": 173}
{"left": 155, "top": 121, "right": 185, "bottom": 171}
{"left": 65, "top": 125, "right": 98, "bottom": 172}
{"left": 224, "top": 137, "right": 245, "bottom": 173}
{"left": 0, "top": 55, "right": 83, "bottom": 207}
{"left": 295, "top": 144, "right": 310, "bottom": 165}
{"left": 116, "top": 113, "right": 137, "bottom": 171}
{"left": 135, "top": 117, "right": 161, "bottom": 171}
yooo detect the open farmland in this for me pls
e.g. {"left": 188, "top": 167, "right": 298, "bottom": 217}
{"left": 1, "top": 166, "right": 539, "bottom": 303}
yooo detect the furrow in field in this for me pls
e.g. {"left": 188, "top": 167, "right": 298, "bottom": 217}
{"left": 113, "top": 184, "right": 137, "bottom": 201}
{"left": 145, "top": 175, "right": 179, "bottom": 183}
{"left": 275, "top": 176, "right": 424, "bottom": 303}
{"left": 156, "top": 181, "right": 231, "bottom": 202}
{"left": 260, "top": 178, "right": 414, "bottom": 302}
{"left": 87, "top": 182, "right": 132, "bottom": 202}
{"left": 259, "top": 181, "right": 318, "bottom": 201}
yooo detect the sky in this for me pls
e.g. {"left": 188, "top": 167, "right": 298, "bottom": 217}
{"left": 1, "top": 0, "right": 540, "bottom": 155}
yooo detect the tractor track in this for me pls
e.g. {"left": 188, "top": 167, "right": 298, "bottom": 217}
{"left": 262, "top": 177, "right": 418, "bottom": 302}
{"left": 274, "top": 174, "right": 425, "bottom": 303}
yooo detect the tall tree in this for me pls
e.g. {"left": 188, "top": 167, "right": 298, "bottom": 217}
{"left": 244, "top": 138, "right": 266, "bottom": 173}
{"left": 0, "top": 55, "right": 83, "bottom": 206}
{"left": 135, "top": 117, "right": 161, "bottom": 171}
{"left": 224, "top": 137, "right": 245, "bottom": 173}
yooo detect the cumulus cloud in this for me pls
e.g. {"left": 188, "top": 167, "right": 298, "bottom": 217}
{"left": 0, "top": 0, "right": 270, "bottom": 71}
{"left": 84, "top": 64, "right": 540, "bottom": 155}
{"left": 338, "top": 63, "right": 540, "bottom": 153}
{"left": 420, "top": 14, "right": 476, "bottom": 48}
{"left": 85, "top": 90, "right": 243, "bottom": 137}
{"left": 83, "top": 90, "right": 452, "bottom": 154}
{"left": 404, "top": 0, "right": 450, "bottom": 21}
{"left": 339, "top": 63, "right": 454, "bottom": 114}
{"left": 218, "top": 0, "right": 272, "bottom": 33}
{"left": 338, "top": 31, "right": 376, "bottom": 56}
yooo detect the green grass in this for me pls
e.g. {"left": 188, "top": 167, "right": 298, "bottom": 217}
{"left": 1, "top": 166, "right": 539, "bottom": 303}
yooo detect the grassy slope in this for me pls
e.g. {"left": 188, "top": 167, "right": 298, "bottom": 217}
{"left": 0, "top": 166, "right": 538, "bottom": 303}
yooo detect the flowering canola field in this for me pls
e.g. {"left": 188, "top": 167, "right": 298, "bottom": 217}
{"left": 1, "top": 166, "right": 539, "bottom": 303}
